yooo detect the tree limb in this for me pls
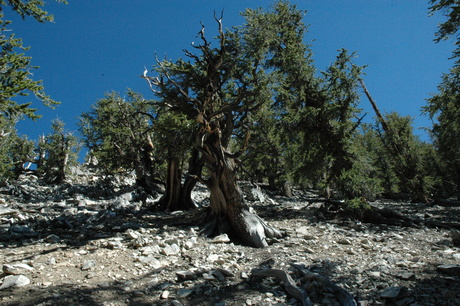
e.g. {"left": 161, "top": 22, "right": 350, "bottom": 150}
{"left": 251, "top": 268, "right": 312, "bottom": 306}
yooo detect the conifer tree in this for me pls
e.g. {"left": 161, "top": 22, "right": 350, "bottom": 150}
{"left": 79, "top": 91, "right": 163, "bottom": 195}
{"left": 38, "top": 119, "right": 79, "bottom": 184}
{"left": 0, "top": 0, "right": 67, "bottom": 180}
{"left": 424, "top": 66, "right": 460, "bottom": 199}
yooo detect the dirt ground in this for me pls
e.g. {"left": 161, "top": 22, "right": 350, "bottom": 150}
{"left": 1, "top": 178, "right": 460, "bottom": 305}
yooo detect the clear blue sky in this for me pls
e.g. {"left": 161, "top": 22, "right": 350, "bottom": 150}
{"left": 7, "top": 0, "right": 454, "bottom": 144}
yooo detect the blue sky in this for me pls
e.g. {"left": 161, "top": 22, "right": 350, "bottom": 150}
{"left": 6, "top": 0, "right": 455, "bottom": 143}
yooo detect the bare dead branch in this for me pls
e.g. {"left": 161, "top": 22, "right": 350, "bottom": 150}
{"left": 290, "top": 263, "right": 357, "bottom": 306}
{"left": 251, "top": 268, "right": 312, "bottom": 306}
{"left": 154, "top": 54, "right": 204, "bottom": 110}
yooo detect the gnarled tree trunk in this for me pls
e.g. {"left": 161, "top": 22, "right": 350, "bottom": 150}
{"left": 201, "top": 132, "right": 283, "bottom": 248}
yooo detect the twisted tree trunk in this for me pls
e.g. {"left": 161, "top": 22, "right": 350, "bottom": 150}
{"left": 201, "top": 132, "right": 283, "bottom": 248}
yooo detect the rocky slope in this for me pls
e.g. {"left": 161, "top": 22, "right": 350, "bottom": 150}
{"left": 1, "top": 175, "right": 460, "bottom": 305}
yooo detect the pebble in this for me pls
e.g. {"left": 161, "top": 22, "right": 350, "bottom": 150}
{"left": 161, "top": 290, "right": 170, "bottom": 299}
{"left": 211, "top": 234, "right": 231, "bottom": 243}
{"left": 337, "top": 238, "right": 352, "bottom": 245}
{"left": 177, "top": 288, "right": 193, "bottom": 297}
{"left": 81, "top": 260, "right": 96, "bottom": 271}
{"left": 161, "top": 244, "right": 180, "bottom": 256}
{"left": 176, "top": 270, "right": 198, "bottom": 281}
{"left": 380, "top": 286, "right": 406, "bottom": 299}
{"left": 397, "top": 272, "right": 415, "bottom": 280}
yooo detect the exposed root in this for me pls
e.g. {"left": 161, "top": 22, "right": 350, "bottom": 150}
{"left": 250, "top": 262, "right": 357, "bottom": 306}
{"left": 239, "top": 209, "right": 284, "bottom": 247}
{"left": 197, "top": 207, "right": 284, "bottom": 247}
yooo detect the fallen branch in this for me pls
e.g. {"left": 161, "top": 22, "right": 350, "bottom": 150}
{"left": 290, "top": 263, "right": 357, "bottom": 306}
{"left": 251, "top": 268, "right": 312, "bottom": 306}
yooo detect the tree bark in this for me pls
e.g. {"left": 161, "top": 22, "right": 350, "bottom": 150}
{"left": 135, "top": 144, "right": 163, "bottom": 197}
{"left": 203, "top": 138, "right": 283, "bottom": 248}
{"left": 179, "top": 148, "right": 203, "bottom": 209}
{"left": 157, "top": 156, "right": 182, "bottom": 211}
{"left": 156, "top": 148, "right": 203, "bottom": 211}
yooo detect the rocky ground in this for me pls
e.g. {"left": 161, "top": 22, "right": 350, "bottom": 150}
{"left": 1, "top": 174, "right": 460, "bottom": 305}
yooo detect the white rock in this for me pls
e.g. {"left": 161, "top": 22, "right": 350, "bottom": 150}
{"left": 161, "top": 290, "right": 170, "bottom": 299}
{"left": 0, "top": 275, "right": 31, "bottom": 290}
{"left": 184, "top": 237, "right": 197, "bottom": 250}
{"left": 3, "top": 263, "right": 34, "bottom": 275}
{"left": 126, "top": 229, "right": 140, "bottom": 239}
{"left": 212, "top": 234, "right": 230, "bottom": 243}
{"left": 369, "top": 271, "right": 380, "bottom": 278}
{"left": 161, "top": 244, "right": 180, "bottom": 256}
{"left": 139, "top": 245, "right": 160, "bottom": 255}
{"left": 207, "top": 254, "right": 219, "bottom": 262}
{"left": 81, "top": 260, "right": 96, "bottom": 271}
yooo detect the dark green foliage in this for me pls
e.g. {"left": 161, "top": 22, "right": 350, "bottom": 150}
{"left": 79, "top": 91, "right": 155, "bottom": 173}
{"left": 0, "top": 127, "right": 34, "bottom": 180}
{"left": 336, "top": 125, "right": 384, "bottom": 200}
{"left": 429, "top": 0, "right": 460, "bottom": 62}
{"left": 0, "top": 0, "right": 66, "bottom": 181}
{"left": 373, "top": 112, "right": 434, "bottom": 201}
{"left": 37, "top": 119, "right": 80, "bottom": 184}
{"left": 424, "top": 66, "right": 460, "bottom": 199}
{"left": 238, "top": 3, "right": 366, "bottom": 198}
{"left": 0, "top": 0, "right": 66, "bottom": 122}
{"left": 79, "top": 90, "right": 173, "bottom": 195}
{"left": 275, "top": 49, "right": 365, "bottom": 197}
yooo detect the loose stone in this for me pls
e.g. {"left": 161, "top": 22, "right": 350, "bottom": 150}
{"left": 0, "top": 275, "right": 31, "bottom": 290}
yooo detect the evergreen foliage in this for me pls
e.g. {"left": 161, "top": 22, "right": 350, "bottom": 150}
{"left": 0, "top": 0, "right": 66, "bottom": 123}
{"left": 37, "top": 119, "right": 79, "bottom": 184}
{"left": 79, "top": 91, "right": 167, "bottom": 195}
{"left": 0, "top": 126, "right": 34, "bottom": 180}
{"left": 424, "top": 66, "right": 460, "bottom": 199}
{"left": 429, "top": 0, "right": 460, "bottom": 62}
{"left": 0, "top": 0, "right": 66, "bottom": 181}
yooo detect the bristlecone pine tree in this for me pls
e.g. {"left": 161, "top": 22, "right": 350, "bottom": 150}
{"left": 0, "top": 0, "right": 67, "bottom": 180}
{"left": 79, "top": 91, "right": 163, "bottom": 195}
{"left": 144, "top": 4, "right": 306, "bottom": 247}
{"left": 38, "top": 119, "right": 79, "bottom": 185}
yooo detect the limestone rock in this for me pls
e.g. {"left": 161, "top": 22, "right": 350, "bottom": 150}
{"left": 0, "top": 275, "right": 31, "bottom": 290}
{"left": 3, "top": 263, "right": 34, "bottom": 275}
{"left": 212, "top": 234, "right": 230, "bottom": 243}
{"left": 81, "top": 260, "right": 96, "bottom": 271}
{"left": 161, "top": 243, "right": 180, "bottom": 256}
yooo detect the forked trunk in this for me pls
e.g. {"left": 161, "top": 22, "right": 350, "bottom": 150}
{"left": 157, "top": 149, "right": 203, "bottom": 211}
{"left": 179, "top": 148, "right": 203, "bottom": 209}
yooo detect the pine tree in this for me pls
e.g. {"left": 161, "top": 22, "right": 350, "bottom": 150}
{"left": 424, "top": 66, "right": 460, "bottom": 199}
{"left": 38, "top": 119, "right": 80, "bottom": 185}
